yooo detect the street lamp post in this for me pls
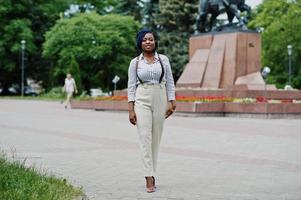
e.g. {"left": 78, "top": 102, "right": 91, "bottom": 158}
{"left": 287, "top": 45, "right": 293, "bottom": 86}
{"left": 262, "top": 66, "right": 271, "bottom": 97}
{"left": 112, "top": 75, "right": 120, "bottom": 96}
{"left": 21, "top": 40, "right": 26, "bottom": 96}
{"left": 262, "top": 66, "right": 271, "bottom": 115}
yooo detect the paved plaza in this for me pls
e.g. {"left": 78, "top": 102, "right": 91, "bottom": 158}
{"left": 0, "top": 99, "right": 301, "bottom": 200}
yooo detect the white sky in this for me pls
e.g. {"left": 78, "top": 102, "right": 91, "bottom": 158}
{"left": 246, "top": 0, "right": 263, "bottom": 8}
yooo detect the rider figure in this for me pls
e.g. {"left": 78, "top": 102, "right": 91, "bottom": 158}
{"left": 195, "top": 0, "right": 229, "bottom": 32}
{"left": 195, "top": 0, "right": 250, "bottom": 33}
{"left": 195, "top": 0, "right": 209, "bottom": 32}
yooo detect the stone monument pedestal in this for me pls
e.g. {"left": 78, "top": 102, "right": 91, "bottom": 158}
{"left": 91, "top": 31, "right": 301, "bottom": 117}
{"left": 177, "top": 30, "right": 276, "bottom": 90}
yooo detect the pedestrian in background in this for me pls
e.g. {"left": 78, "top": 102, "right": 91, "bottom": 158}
{"left": 62, "top": 73, "right": 77, "bottom": 109}
{"left": 127, "top": 29, "right": 176, "bottom": 193}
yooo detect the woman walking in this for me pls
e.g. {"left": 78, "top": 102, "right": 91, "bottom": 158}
{"left": 62, "top": 73, "right": 78, "bottom": 109}
{"left": 127, "top": 29, "right": 176, "bottom": 193}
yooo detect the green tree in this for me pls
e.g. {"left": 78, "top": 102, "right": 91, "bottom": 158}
{"left": 0, "top": 1, "right": 33, "bottom": 94}
{"left": 0, "top": 0, "right": 121, "bottom": 94}
{"left": 114, "top": 0, "right": 142, "bottom": 22}
{"left": 68, "top": 55, "right": 82, "bottom": 92}
{"left": 43, "top": 13, "right": 140, "bottom": 91}
{"left": 249, "top": 0, "right": 301, "bottom": 88}
{"left": 142, "top": 0, "right": 159, "bottom": 30}
{"left": 0, "top": 0, "right": 76, "bottom": 94}
{"left": 155, "top": 0, "right": 198, "bottom": 80}
{"left": 63, "top": 0, "right": 119, "bottom": 16}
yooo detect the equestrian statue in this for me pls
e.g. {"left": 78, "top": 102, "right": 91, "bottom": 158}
{"left": 195, "top": 0, "right": 251, "bottom": 33}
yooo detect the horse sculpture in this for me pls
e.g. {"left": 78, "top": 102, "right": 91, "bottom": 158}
{"left": 195, "top": 0, "right": 251, "bottom": 33}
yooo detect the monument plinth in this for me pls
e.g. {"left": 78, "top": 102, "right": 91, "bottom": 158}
{"left": 71, "top": 1, "right": 301, "bottom": 117}
{"left": 177, "top": 31, "right": 272, "bottom": 90}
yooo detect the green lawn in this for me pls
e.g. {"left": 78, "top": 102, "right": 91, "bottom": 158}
{"left": 0, "top": 153, "right": 83, "bottom": 200}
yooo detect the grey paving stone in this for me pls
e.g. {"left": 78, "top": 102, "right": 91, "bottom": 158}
{"left": 1, "top": 99, "right": 301, "bottom": 200}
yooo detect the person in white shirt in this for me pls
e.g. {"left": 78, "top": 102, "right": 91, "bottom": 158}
{"left": 127, "top": 29, "right": 176, "bottom": 193}
{"left": 63, "top": 73, "right": 78, "bottom": 109}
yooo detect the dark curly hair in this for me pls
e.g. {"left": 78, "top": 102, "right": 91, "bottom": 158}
{"left": 136, "top": 29, "right": 158, "bottom": 53}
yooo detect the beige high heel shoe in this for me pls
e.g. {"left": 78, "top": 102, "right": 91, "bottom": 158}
{"left": 152, "top": 176, "right": 157, "bottom": 189}
{"left": 145, "top": 177, "right": 155, "bottom": 193}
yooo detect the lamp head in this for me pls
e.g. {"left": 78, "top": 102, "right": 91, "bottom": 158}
{"left": 287, "top": 45, "right": 292, "bottom": 56}
{"left": 112, "top": 75, "right": 120, "bottom": 84}
{"left": 257, "top": 27, "right": 264, "bottom": 33}
{"left": 261, "top": 66, "right": 271, "bottom": 78}
{"left": 21, "top": 40, "right": 26, "bottom": 50}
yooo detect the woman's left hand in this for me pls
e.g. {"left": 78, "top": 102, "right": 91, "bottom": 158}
{"left": 165, "top": 100, "right": 176, "bottom": 119}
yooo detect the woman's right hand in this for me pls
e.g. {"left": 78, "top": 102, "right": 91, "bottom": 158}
{"left": 129, "top": 110, "right": 137, "bottom": 125}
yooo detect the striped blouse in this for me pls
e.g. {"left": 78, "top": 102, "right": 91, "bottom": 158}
{"left": 127, "top": 52, "right": 176, "bottom": 102}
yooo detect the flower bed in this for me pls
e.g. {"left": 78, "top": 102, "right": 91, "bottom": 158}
{"left": 176, "top": 96, "right": 234, "bottom": 102}
{"left": 84, "top": 95, "right": 301, "bottom": 104}
{"left": 94, "top": 96, "right": 128, "bottom": 101}
{"left": 71, "top": 95, "right": 301, "bottom": 115}
{"left": 176, "top": 96, "right": 301, "bottom": 104}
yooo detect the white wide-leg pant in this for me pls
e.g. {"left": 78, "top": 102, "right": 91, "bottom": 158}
{"left": 135, "top": 83, "right": 167, "bottom": 177}
{"left": 64, "top": 91, "right": 73, "bottom": 107}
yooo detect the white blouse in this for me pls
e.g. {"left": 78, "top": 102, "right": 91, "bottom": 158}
{"left": 127, "top": 52, "right": 176, "bottom": 102}
{"left": 64, "top": 78, "right": 76, "bottom": 93}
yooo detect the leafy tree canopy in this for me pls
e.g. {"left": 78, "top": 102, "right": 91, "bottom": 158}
{"left": 155, "top": 0, "right": 198, "bottom": 80}
{"left": 141, "top": 0, "right": 159, "bottom": 30}
{"left": 43, "top": 13, "right": 140, "bottom": 91}
{"left": 249, "top": 0, "right": 301, "bottom": 88}
{"left": 0, "top": 0, "right": 124, "bottom": 94}
{"left": 114, "top": 0, "right": 143, "bottom": 21}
